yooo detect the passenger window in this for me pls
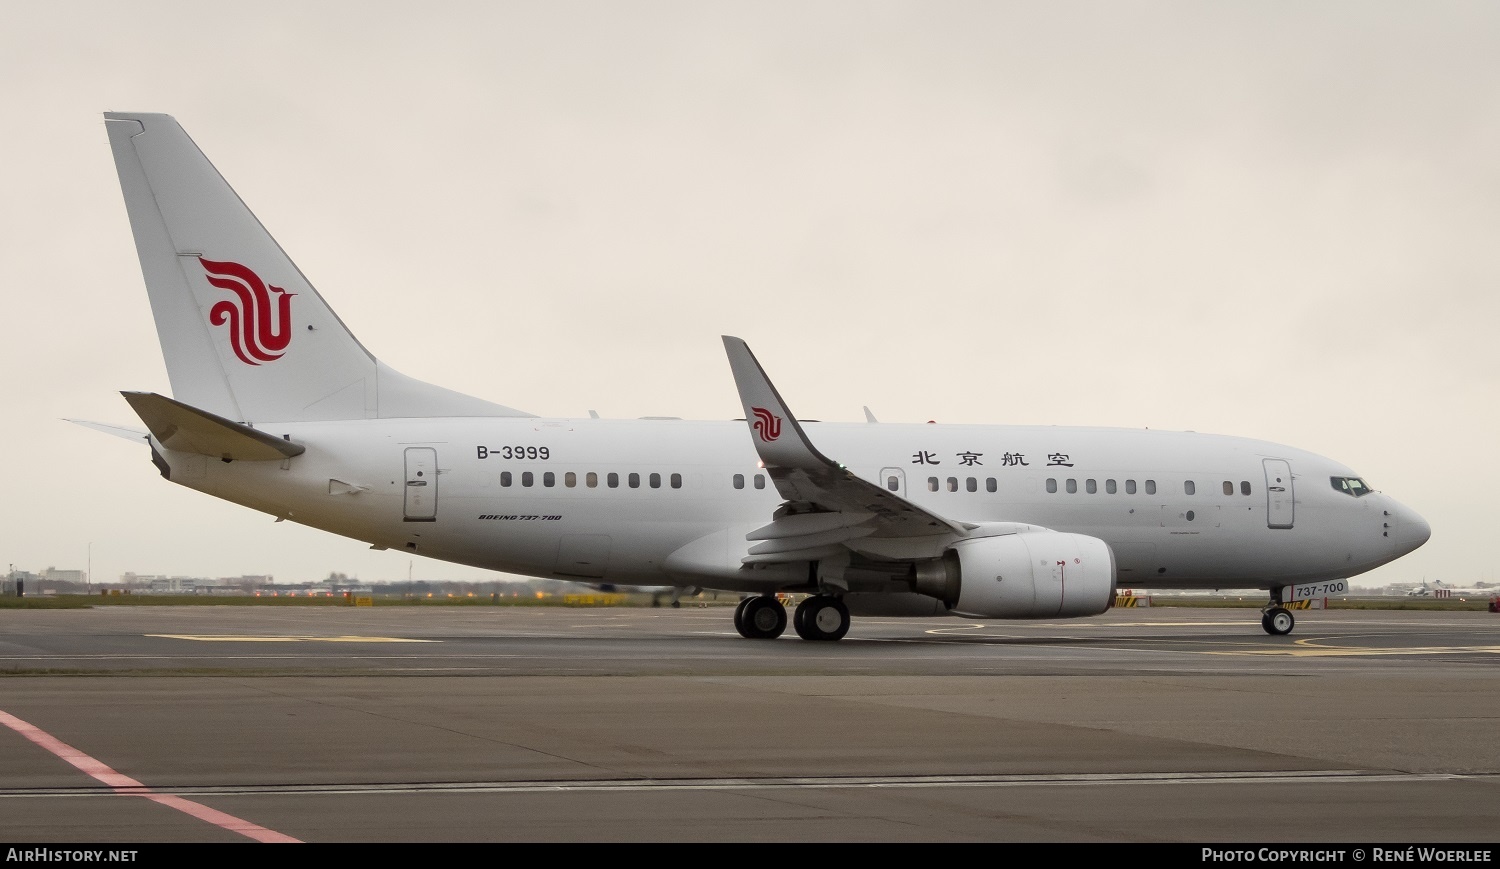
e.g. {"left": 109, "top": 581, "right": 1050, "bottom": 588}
{"left": 966, "top": 477, "right": 977, "bottom": 493}
{"left": 649, "top": 472, "right": 661, "bottom": 489}
{"left": 1241, "top": 481, "right": 1251, "bottom": 496}
{"left": 608, "top": 472, "right": 619, "bottom": 489}
{"left": 1126, "top": 480, "right": 1136, "bottom": 495}
{"left": 500, "top": 471, "right": 512, "bottom": 487}
{"left": 522, "top": 471, "right": 534, "bottom": 487}
{"left": 1223, "top": 481, "right": 1233, "bottom": 495}
{"left": 565, "top": 471, "right": 576, "bottom": 488}
{"left": 587, "top": 471, "right": 598, "bottom": 488}
{"left": 1066, "top": 479, "right": 1078, "bottom": 494}
{"left": 929, "top": 477, "right": 940, "bottom": 492}
{"left": 986, "top": 478, "right": 997, "bottom": 493}
{"left": 671, "top": 473, "right": 682, "bottom": 489}
{"left": 1046, "top": 478, "right": 1057, "bottom": 493}
{"left": 1086, "top": 479, "right": 1097, "bottom": 494}
{"left": 543, "top": 471, "right": 555, "bottom": 487}
{"left": 629, "top": 472, "right": 641, "bottom": 488}
{"left": 1145, "top": 480, "right": 1156, "bottom": 495}
{"left": 754, "top": 474, "right": 766, "bottom": 489}
{"left": 1106, "top": 479, "right": 1117, "bottom": 494}
{"left": 887, "top": 475, "right": 900, "bottom": 491}
{"left": 946, "top": 477, "right": 958, "bottom": 492}
{"left": 1184, "top": 480, "right": 1195, "bottom": 495}
{"left": 733, "top": 473, "right": 745, "bottom": 490}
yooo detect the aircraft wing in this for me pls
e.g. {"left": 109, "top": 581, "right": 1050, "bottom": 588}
{"left": 722, "top": 336, "right": 969, "bottom": 563}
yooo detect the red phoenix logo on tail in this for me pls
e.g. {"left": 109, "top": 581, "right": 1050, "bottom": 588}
{"left": 751, "top": 407, "right": 782, "bottom": 442}
{"left": 201, "top": 258, "right": 295, "bottom": 365}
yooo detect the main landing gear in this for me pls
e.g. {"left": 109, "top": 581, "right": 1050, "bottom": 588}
{"left": 734, "top": 595, "right": 787, "bottom": 639}
{"left": 1261, "top": 588, "right": 1295, "bottom": 636}
{"left": 733, "top": 594, "right": 852, "bottom": 641}
{"left": 793, "top": 595, "right": 850, "bottom": 642}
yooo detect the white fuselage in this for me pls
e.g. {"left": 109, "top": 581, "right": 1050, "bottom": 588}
{"left": 152, "top": 417, "right": 1430, "bottom": 593}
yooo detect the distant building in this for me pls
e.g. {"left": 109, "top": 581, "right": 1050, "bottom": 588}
{"left": 145, "top": 576, "right": 200, "bottom": 594}
{"left": 4, "top": 569, "right": 42, "bottom": 595}
{"left": 42, "top": 567, "right": 87, "bottom": 585}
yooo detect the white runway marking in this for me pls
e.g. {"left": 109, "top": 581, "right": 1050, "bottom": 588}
{"left": 5, "top": 769, "right": 1474, "bottom": 799}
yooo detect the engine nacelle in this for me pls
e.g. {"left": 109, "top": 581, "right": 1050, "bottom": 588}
{"left": 943, "top": 532, "right": 1116, "bottom": 619}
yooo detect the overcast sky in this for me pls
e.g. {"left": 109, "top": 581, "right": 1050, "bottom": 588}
{"left": 3, "top": 1, "right": 1495, "bottom": 589}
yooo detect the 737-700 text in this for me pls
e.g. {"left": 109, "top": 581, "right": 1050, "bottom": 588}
{"left": 1287, "top": 580, "right": 1349, "bottom": 601}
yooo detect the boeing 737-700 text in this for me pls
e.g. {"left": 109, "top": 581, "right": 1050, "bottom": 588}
{"left": 87, "top": 112, "right": 1431, "bottom": 641}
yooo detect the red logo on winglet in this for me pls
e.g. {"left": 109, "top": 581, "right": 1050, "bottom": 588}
{"left": 751, "top": 407, "right": 782, "bottom": 442}
{"left": 201, "top": 258, "right": 295, "bottom": 366}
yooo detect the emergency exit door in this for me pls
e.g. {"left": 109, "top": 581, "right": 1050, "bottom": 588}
{"left": 404, "top": 447, "right": 438, "bottom": 522}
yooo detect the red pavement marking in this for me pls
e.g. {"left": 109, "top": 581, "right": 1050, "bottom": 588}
{"left": 0, "top": 708, "right": 301, "bottom": 843}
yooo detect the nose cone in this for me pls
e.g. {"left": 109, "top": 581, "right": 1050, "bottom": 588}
{"left": 1390, "top": 500, "right": 1432, "bottom": 557}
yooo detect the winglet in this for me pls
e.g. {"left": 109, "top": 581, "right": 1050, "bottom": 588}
{"left": 722, "top": 336, "right": 968, "bottom": 538}
{"left": 721, "top": 336, "right": 835, "bottom": 472}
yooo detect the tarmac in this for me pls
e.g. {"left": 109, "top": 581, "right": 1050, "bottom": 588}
{"left": 1, "top": 604, "right": 1498, "bottom": 843}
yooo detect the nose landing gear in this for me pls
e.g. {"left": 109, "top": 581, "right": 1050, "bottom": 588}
{"left": 1261, "top": 607, "right": 1295, "bottom": 635}
{"left": 1261, "top": 587, "right": 1295, "bottom": 636}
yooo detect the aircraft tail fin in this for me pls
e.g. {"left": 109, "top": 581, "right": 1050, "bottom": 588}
{"left": 104, "top": 112, "right": 533, "bottom": 423}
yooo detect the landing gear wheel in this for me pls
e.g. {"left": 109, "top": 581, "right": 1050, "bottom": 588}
{"left": 793, "top": 596, "right": 850, "bottom": 642}
{"left": 735, "top": 595, "right": 787, "bottom": 639}
{"left": 1262, "top": 607, "right": 1295, "bottom": 636}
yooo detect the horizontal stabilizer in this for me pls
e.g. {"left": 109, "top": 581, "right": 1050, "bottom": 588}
{"left": 67, "top": 419, "right": 149, "bottom": 443}
{"left": 121, "top": 391, "right": 306, "bottom": 461}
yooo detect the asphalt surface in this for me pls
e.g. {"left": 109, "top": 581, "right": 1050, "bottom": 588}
{"left": 1, "top": 604, "right": 1497, "bottom": 843}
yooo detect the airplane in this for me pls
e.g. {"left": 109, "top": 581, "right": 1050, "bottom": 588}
{"left": 1405, "top": 579, "right": 1491, "bottom": 600}
{"left": 588, "top": 583, "right": 704, "bottom": 608}
{"left": 87, "top": 111, "right": 1432, "bottom": 642}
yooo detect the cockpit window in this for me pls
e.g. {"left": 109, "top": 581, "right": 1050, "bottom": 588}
{"left": 1331, "top": 476, "right": 1373, "bottom": 497}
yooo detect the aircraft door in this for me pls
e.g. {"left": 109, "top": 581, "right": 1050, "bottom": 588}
{"left": 879, "top": 467, "right": 907, "bottom": 498}
{"left": 1263, "top": 458, "right": 1294, "bottom": 529}
{"left": 404, "top": 447, "right": 438, "bottom": 522}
